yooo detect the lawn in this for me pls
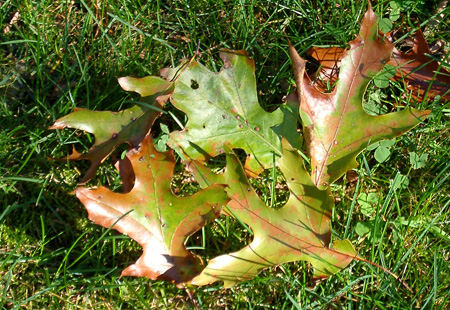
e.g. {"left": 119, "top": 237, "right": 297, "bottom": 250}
{"left": 1, "top": 0, "right": 449, "bottom": 309}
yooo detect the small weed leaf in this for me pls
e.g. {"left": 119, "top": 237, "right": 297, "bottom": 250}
{"left": 355, "top": 221, "right": 371, "bottom": 236}
{"left": 378, "top": 17, "right": 393, "bottom": 33}
{"left": 365, "top": 90, "right": 389, "bottom": 116}
{"left": 374, "top": 64, "right": 397, "bottom": 88}
{"left": 154, "top": 123, "right": 171, "bottom": 152}
{"left": 390, "top": 173, "right": 410, "bottom": 190}
{"left": 374, "top": 146, "right": 391, "bottom": 163}
{"left": 367, "top": 139, "right": 396, "bottom": 163}
{"left": 409, "top": 152, "right": 428, "bottom": 169}
{"left": 357, "top": 192, "right": 379, "bottom": 217}
{"left": 355, "top": 220, "right": 383, "bottom": 242}
{"left": 389, "top": 2, "right": 401, "bottom": 21}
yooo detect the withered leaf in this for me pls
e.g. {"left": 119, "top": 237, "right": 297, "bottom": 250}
{"left": 391, "top": 28, "right": 450, "bottom": 100}
{"left": 308, "top": 30, "right": 450, "bottom": 101}
{"left": 307, "top": 46, "right": 344, "bottom": 92}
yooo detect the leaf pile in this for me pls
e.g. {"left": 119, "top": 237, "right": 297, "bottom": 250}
{"left": 50, "top": 5, "right": 435, "bottom": 288}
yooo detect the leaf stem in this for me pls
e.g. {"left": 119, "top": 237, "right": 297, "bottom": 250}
{"left": 184, "top": 286, "right": 200, "bottom": 310}
{"left": 354, "top": 255, "right": 413, "bottom": 293}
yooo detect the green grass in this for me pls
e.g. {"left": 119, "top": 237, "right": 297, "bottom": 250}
{"left": 1, "top": 0, "right": 449, "bottom": 308}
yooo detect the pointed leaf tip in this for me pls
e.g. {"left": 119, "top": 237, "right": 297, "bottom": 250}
{"left": 288, "top": 41, "right": 307, "bottom": 101}
{"left": 50, "top": 74, "right": 174, "bottom": 183}
{"left": 118, "top": 76, "right": 174, "bottom": 97}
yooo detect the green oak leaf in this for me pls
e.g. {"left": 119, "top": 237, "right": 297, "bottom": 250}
{"left": 289, "top": 5, "right": 430, "bottom": 189}
{"left": 164, "top": 50, "right": 285, "bottom": 176}
{"left": 76, "top": 136, "right": 229, "bottom": 285}
{"left": 189, "top": 140, "right": 355, "bottom": 287}
{"left": 50, "top": 76, "right": 173, "bottom": 183}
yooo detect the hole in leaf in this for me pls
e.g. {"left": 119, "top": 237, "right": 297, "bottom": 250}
{"left": 205, "top": 148, "right": 248, "bottom": 172}
{"left": 249, "top": 167, "right": 288, "bottom": 210}
{"left": 187, "top": 215, "right": 254, "bottom": 262}
{"left": 190, "top": 79, "right": 199, "bottom": 89}
{"left": 304, "top": 52, "right": 340, "bottom": 94}
{"left": 171, "top": 163, "right": 201, "bottom": 197}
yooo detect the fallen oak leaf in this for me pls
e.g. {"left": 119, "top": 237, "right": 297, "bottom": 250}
{"left": 289, "top": 4, "right": 430, "bottom": 189}
{"left": 188, "top": 142, "right": 412, "bottom": 291}
{"left": 50, "top": 76, "right": 173, "bottom": 183}
{"left": 188, "top": 140, "right": 356, "bottom": 288}
{"left": 307, "top": 46, "right": 344, "bottom": 92}
{"left": 162, "top": 50, "right": 285, "bottom": 176}
{"left": 76, "top": 136, "right": 229, "bottom": 286}
{"left": 390, "top": 28, "right": 450, "bottom": 100}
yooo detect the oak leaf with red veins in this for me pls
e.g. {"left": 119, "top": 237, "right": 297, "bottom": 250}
{"left": 290, "top": 5, "right": 430, "bottom": 189}
{"left": 188, "top": 140, "right": 356, "bottom": 288}
{"left": 76, "top": 136, "right": 229, "bottom": 285}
